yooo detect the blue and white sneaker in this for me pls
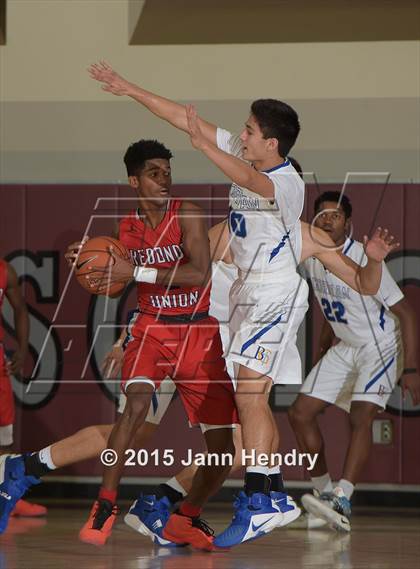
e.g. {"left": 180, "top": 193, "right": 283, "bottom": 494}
{"left": 0, "top": 454, "right": 40, "bottom": 534}
{"left": 302, "top": 487, "right": 351, "bottom": 532}
{"left": 124, "top": 495, "right": 183, "bottom": 547}
{"left": 270, "top": 491, "right": 301, "bottom": 527}
{"left": 213, "top": 491, "right": 279, "bottom": 548}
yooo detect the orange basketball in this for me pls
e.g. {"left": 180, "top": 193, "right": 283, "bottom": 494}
{"left": 75, "top": 236, "right": 130, "bottom": 296}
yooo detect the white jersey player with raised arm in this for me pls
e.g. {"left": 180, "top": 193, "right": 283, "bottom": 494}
{"left": 216, "top": 128, "right": 308, "bottom": 384}
{"left": 302, "top": 238, "right": 404, "bottom": 411}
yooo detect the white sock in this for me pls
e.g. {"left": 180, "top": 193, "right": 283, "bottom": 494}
{"left": 268, "top": 465, "right": 281, "bottom": 476}
{"left": 311, "top": 473, "right": 333, "bottom": 494}
{"left": 38, "top": 446, "right": 57, "bottom": 470}
{"left": 246, "top": 465, "right": 270, "bottom": 475}
{"left": 338, "top": 479, "right": 354, "bottom": 499}
{"left": 165, "top": 476, "right": 187, "bottom": 497}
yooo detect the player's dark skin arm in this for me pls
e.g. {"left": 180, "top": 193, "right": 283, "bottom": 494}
{"left": 65, "top": 208, "right": 213, "bottom": 297}
{"left": 390, "top": 298, "right": 420, "bottom": 405}
{"left": 5, "top": 264, "right": 29, "bottom": 375}
{"left": 154, "top": 201, "right": 211, "bottom": 287}
{"left": 87, "top": 202, "right": 212, "bottom": 292}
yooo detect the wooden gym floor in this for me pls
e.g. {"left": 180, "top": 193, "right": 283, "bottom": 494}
{"left": 0, "top": 504, "right": 419, "bottom": 569}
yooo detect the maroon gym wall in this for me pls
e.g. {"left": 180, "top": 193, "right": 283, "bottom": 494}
{"left": 0, "top": 183, "right": 419, "bottom": 485}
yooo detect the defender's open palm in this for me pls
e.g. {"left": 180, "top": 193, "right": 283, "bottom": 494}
{"left": 364, "top": 227, "right": 399, "bottom": 262}
{"left": 186, "top": 104, "right": 206, "bottom": 150}
{"left": 88, "top": 61, "right": 132, "bottom": 96}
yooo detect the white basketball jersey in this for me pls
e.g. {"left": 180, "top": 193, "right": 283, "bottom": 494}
{"left": 303, "top": 238, "right": 403, "bottom": 347}
{"left": 216, "top": 128, "right": 304, "bottom": 279}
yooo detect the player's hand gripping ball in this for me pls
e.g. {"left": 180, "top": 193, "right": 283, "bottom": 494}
{"left": 74, "top": 236, "right": 130, "bottom": 296}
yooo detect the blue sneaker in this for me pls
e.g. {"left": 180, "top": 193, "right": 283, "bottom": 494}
{"left": 124, "top": 495, "right": 183, "bottom": 547}
{"left": 0, "top": 454, "right": 40, "bottom": 534}
{"left": 270, "top": 491, "right": 301, "bottom": 527}
{"left": 213, "top": 491, "right": 279, "bottom": 548}
{"left": 302, "top": 487, "right": 351, "bottom": 532}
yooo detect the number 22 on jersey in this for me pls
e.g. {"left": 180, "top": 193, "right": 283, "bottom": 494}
{"left": 321, "top": 298, "right": 348, "bottom": 324}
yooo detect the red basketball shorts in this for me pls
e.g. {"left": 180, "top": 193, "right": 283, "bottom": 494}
{"left": 121, "top": 314, "right": 238, "bottom": 427}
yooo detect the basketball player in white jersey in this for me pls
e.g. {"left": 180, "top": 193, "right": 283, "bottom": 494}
{"left": 87, "top": 62, "right": 401, "bottom": 547}
{"left": 289, "top": 191, "right": 420, "bottom": 532}
{"left": 88, "top": 62, "right": 307, "bottom": 547}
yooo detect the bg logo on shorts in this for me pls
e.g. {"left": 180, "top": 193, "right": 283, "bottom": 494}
{"left": 378, "top": 384, "right": 386, "bottom": 398}
{"left": 254, "top": 346, "right": 271, "bottom": 365}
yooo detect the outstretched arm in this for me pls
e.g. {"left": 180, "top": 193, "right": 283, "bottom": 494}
{"left": 302, "top": 224, "right": 399, "bottom": 295}
{"left": 5, "top": 263, "right": 29, "bottom": 375}
{"left": 88, "top": 62, "right": 217, "bottom": 144}
{"left": 156, "top": 201, "right": 212, "bottom": 287}
{"left": 186, "top": 105, "right": 276, "bottom": 199}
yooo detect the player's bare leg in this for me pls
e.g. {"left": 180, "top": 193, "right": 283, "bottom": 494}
{"left": 0, "top": 418, "right": 161, "bottom": 533}
{"left": 288, "top": 394, "right": 330, "bottom": 478}
{"left": 50, "top": 420, "right": 158, "bottom": 469}
{"left": 182, "top": 427, "right": 235, "bottom": 507}
{"left": 79, "top": 382, "right": 153, "bottom": 546}
{"left": 299, "top": 403, "right": 379, "bottom": 531}
{"left": 342, "top": 401, "right": 379, "bottom": 487}
{"left": 289, "top": 394, "right": 351, "bottom": 531}
{"left": 236, "top": 366, "right": 273, "bottom": 462}
{"left": 173, "top": 425, "right": 243, "bottom": 493}
{"left": 235, "top": 366, "right": 275, "bottom": 490}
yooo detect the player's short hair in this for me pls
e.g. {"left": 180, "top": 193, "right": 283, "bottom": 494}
{"left": 251, "top": 99, "right": 300, "bottom": 157}
{"left": 124, "top": 139, "right": 173, "bottom": 176}
{"left": 288, "top": 156, "right": 303, "bottom": 179}
{"left": 314, "top": 191, "right": 352, "bottom": 219}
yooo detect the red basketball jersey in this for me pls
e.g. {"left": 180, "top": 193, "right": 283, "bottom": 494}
{"left": 119, "top": 200, "right": 210, "bottom": 317}
{"left": 0, "top": 259, "right": 7, "bottom": 343}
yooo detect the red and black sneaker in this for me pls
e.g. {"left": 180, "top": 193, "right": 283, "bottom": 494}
{"left": 163, "top": 510, "right": 215, "bottom": 551}
{"left": 79, "top": 499, "right": 118, "bottom": 546}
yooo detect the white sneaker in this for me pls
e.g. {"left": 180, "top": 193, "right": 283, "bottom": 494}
{"left": 287, "top": 511, "right": 328, "bottom": 529}
{"left": 302, "top": 487, "right": 351, "bottom": 532}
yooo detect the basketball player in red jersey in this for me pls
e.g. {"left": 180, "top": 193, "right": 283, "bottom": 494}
{"left": 76, "top": 140, "right": 238, "bottom": 548}
{"left": 0, "top": 259, "right": 46, "bottom": 519}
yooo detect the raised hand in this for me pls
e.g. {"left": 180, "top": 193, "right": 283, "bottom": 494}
{"left": 87, "top": 61, "right": 132, "bottom": 96}
{"left": 363, "top": 227, "right": 399, "bottom": 262}
{"left": 186, "top": 104, "right": 206, "bottom": 150}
